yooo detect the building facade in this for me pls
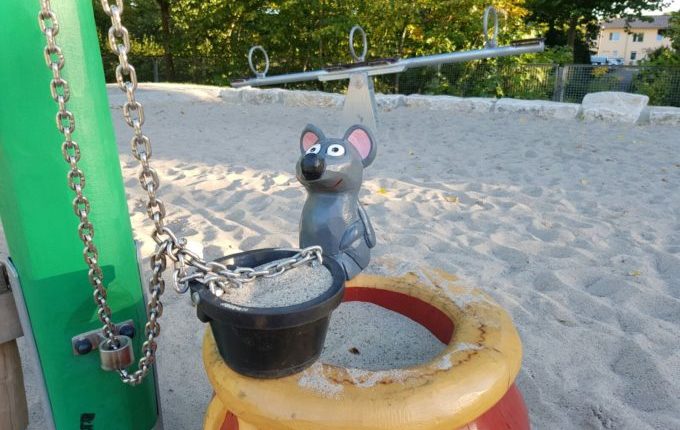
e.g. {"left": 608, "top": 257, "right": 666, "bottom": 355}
{"left": 596, "top": 15, "right": 672, "bottom": 65}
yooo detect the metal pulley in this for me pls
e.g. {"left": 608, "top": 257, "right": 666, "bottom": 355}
{"left": 99, "top": 335, "right": 135, "bottom": 371}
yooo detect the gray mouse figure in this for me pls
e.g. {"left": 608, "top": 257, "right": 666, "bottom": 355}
{"left": 296, "top": 124, "right": 377, "bottom": 280}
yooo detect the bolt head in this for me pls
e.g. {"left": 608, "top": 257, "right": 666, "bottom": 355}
{"left": 75, "top": 339, "right": 93, "bottom": 355}
{"left": 119, "top": 324, "right": 136, "bottom": 339}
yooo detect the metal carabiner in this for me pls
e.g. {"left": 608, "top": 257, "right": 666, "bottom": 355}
{"left": 483, "top": 6, "right": 499, "bottom": 49}
{"left": 248, "top": 45, "right": 270, "bottom": 78}
{"left": 349, "top": 25, "right": 368, "bottom": 63}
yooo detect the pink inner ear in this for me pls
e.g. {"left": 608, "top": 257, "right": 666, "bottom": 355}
{"left": 302, "top": 132, "right": 319, "bottom": 151}
{"left": 347, "top": 128, "right": 372, "bottom": 159}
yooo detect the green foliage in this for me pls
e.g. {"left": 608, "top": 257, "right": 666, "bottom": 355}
{"left": 666, "top": 10, "right": 680, "bottom": 51}
{"left": 635, "top": 47, "right": 680, "bottom": 106}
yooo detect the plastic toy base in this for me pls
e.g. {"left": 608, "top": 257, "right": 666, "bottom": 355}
{"left": 204, "top": 383, "right": 530, "bottom": 430}
{"left": 203, "top": 272, "right": 529, "bottom": 430}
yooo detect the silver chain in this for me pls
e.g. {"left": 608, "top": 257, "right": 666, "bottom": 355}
{"left": 39, "top": 0, "right": 322, "bottom": 386}
{"left": 38, "top": 0, "right": 120, "bottom": 350}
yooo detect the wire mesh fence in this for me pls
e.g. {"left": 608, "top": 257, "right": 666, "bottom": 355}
{"left": 119, "top": 56, "right": 680, "bottom": 107}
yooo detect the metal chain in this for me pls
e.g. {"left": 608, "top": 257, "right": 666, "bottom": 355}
{"left": 94, "top": 0, "right": 321, "bottom": 385}
{"left": 38, "top": 0, "right": 121, "bottom": 351}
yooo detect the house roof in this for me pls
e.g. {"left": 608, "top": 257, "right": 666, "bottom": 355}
{"left": 601, "top": 15, "right": 670, "bottom": 30}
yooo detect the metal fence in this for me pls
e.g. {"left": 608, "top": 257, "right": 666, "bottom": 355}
{"left": 118, "top": 57, "right": 680, "bottom": 107}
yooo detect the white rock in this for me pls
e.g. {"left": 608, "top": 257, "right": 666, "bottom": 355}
{"left": 403, "top": 95, "right": 496, "bottom": 113}
{"left": 582, "top": 92, "right": 649, "bottom": 123}
{"left": 281, "top": 90, "right": 344, "bottom": 108}
{"left": 240, "top": 87, "right": 284, "bottom": 105}
{"left": 376, "top": 94, "right": 404, "bottom": 111}
{"left": 495, "top": 98, "right": 581, "bottom": 120}
{"left": 219, "top": 87, "right": 243, "bottom": 104}
{"left": 648, "top": 106, "right": 680, "bottom": 125}
{"left": 457, "top": 97, "right": 497, "bottom": 113}
{"left": 402, "top": 94, "right": 435, "bottom": 109}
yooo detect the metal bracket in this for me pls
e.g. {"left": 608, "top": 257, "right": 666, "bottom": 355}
{"left": 341, "top": 72, "right": 378, "bottom": 133}
{"left": 71, "top": 319, "right": 135, "bottom": 356}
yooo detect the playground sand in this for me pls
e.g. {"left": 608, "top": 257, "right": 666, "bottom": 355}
{"left": 7, "top": 83, "right": 680, "bottom": 429}
{"left": 321, "top": 301, "right": 446, "bottom": 370}
{"left": 217, "top": 259, "right": 332, "bottom": 307}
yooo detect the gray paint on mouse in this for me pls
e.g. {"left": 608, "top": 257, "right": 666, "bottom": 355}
{"left": 296, "top": 124, "right": 377, "bottom": 280}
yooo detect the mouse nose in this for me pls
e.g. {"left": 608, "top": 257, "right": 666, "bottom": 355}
{"left": 301, "top": 153, "right": 325, "bottom": 181}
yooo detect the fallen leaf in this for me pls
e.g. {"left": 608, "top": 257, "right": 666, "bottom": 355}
{"left": 444, "top": 195, "right": 459, "bottom": 203}
{"left": 377, "top": 187, "right": 388, "bottom": 195}
{"left": 628, "top": 270, "right": 641, "bottom": 277}
{"left": 580, "top": 178, "right": 589, "bottom": 185}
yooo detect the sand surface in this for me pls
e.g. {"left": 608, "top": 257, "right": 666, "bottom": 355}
{"left": 218, "top": 259, "right": 332, "bottom": 307}
{"left": 3, "top": 83, "right": 679, "bottom": 429}
{"left": 321, "top": 301, "right": 446, "bottom": 370}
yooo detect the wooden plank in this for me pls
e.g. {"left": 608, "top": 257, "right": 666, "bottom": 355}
{"left": 0, "top": 292, "right": 22, "bottom": 344}
{"left": 0, "top": 340, "right": 29, "bottom": 430}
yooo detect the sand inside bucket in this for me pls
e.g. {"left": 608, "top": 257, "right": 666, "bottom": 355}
{"left": 218, "top": 259, "right": 333, "bottom": 308}
{"left": 321, "top": 302, "right": 446, "bottom": 370}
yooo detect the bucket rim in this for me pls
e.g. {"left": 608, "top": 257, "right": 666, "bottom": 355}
{"left": 190, "top": 248, "right": 345, "bottom": 328}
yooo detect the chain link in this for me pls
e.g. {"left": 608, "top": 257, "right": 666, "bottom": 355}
{"left": 40, "top": 0, "right": 323, "bottom": 387}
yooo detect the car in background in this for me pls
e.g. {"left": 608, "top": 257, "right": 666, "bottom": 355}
{"left": 590, "top": 55, "right": 609, "bottom": 65}
{"left": 607, "top": 57, "right": 624, "bottom": 66}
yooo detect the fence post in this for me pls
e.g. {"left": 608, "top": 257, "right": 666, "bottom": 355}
{"left": 552, "top": 66, "right": 561, "bottom": 102}
{"left": 558, "top": 65, "right": 569, "bottom": 102}
{"left": 153, "top": 58, "right": 160, "bottom": 82}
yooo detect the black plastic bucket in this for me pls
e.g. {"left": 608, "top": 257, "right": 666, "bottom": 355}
{"left": 190, "top": 248, "right": 345, "bottom": 379}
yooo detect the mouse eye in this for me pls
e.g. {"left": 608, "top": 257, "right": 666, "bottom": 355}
{"left": 327, "top": 144, "right": 345, "bottom": 157}
{"left": 306, "top": 144, "right": 321, "bottom": 155}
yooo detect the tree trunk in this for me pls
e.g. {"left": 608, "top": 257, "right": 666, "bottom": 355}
{"left": 394, "top": 25, "right": 408, "bottom": 94}
{"left": 567, "top": 16, "right": 578, "bottom": 53}
{"left": 156, "top": 0, "right": 175, "bottom": 81}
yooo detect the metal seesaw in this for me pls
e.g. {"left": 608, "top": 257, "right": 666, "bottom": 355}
{"left": 231, "top": 7, "right": 545, "bottom": 131}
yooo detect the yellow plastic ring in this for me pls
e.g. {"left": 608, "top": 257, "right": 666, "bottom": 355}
{"left": 204, "top": 270, "right": 523, "bottom": 430}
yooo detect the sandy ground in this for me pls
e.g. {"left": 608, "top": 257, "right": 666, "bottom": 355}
{"left": 5, "top": 83, "right": 680, "bottom": 429}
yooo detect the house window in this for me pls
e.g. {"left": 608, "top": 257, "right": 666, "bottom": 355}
{"left": 609, "top": 32, "right": 620, "bottom": 41}
{"left": 657, "top": 29, "right": 666, "bottom": 41}
{"left": 633, "top": 33, "right": 644, "bottom": 42}
{"left": 630, "top": 51, "right": 637, "bottom": 60}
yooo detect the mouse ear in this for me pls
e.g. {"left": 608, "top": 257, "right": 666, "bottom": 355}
{"left": 300, "top": 124, "right": 325, "bottom": 154}
{"left": 344, "top": 125, "right": 377, "bottom": 167}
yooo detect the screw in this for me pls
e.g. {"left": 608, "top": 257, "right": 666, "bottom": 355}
{"left": 75, "top": 338, "right": 93, "bottom": 355}
{"left": 119, "top": 324, "right": 135, "bottom": 339}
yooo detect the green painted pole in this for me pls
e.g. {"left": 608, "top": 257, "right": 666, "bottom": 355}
{"left": 0, "top": 1, "right": 159, "bottom": 429}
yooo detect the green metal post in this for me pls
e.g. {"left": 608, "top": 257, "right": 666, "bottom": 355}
{"left": 0, "top": 1, "right": 159, "bottom": 429}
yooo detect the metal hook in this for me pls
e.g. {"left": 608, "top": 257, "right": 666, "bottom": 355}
{"left": 483, "top": 6, "right": 499, "bottom": 49}
{"left": 349, "top": 25, "right": 368, "bottom": 63}
{"left": 248, "top": 45, "right": 270, "bottom": 78}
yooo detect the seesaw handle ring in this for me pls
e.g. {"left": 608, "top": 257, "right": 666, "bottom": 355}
{"left": 248, "top": 45, "right": 270, "bottom": 78}
{"left": 349, "top": 25, "right": 368, "bottom": 63}
{"left": 483, "top": 6, "right": 499, "bottom": 49}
